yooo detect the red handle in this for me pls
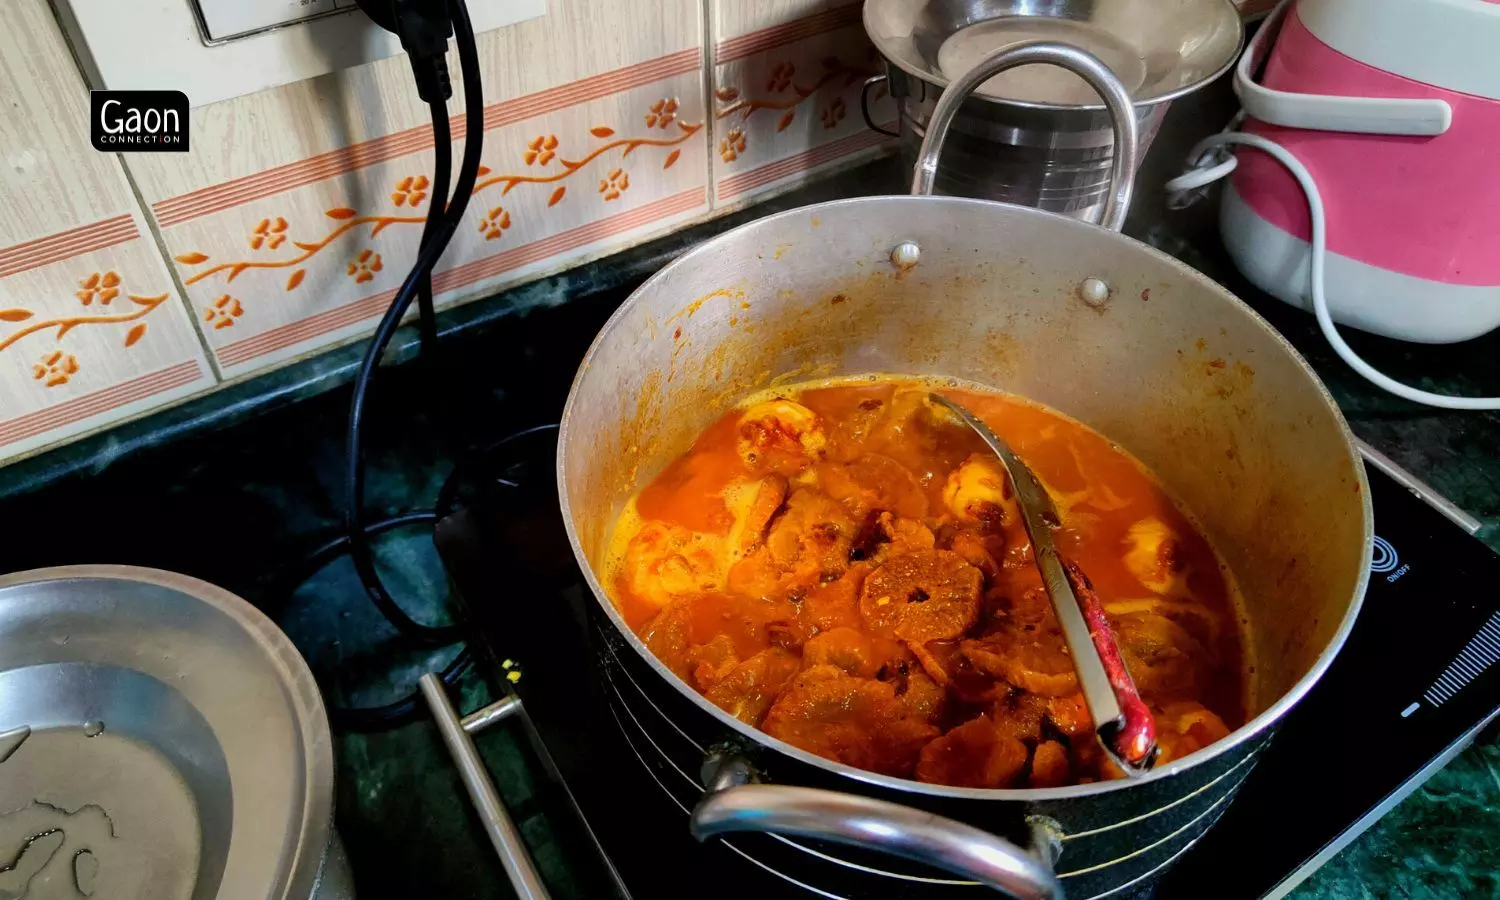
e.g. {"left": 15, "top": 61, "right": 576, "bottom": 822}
{"left": 1061, "top": 558, "right": 1157, "bottom": 769}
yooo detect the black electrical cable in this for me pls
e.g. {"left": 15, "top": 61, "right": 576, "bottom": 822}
{"left": 330, "top": 644, "right": 475, "bottom": 732}
{"left": 281, "top": 510, "right": 437, "bottom": 594}
{"left": 277, "top": 0, "right": 488, "bottom": 733}
{"left": 446, "top": 0, "right": 486, "bottom": 218}
{"left": 341, "top": 0, "right": 484, "bottom": 647}
{"left": 271, "top": 510, "right": 461, "bottom": 731}
{"left": 413, "top": 100, "right": 452, "bottom": 353}
{"left": 341, "top": 114, "right": 464, "bottom": 646}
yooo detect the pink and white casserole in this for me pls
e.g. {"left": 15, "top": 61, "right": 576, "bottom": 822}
{"left": 1223, "top": 0, "right": 1500, "bottom": 343}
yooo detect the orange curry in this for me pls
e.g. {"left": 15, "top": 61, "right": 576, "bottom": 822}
{"left": 605, "top": 378, "right": 1246, "bottom": 788}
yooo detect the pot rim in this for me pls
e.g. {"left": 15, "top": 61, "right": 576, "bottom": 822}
{"left": 558, "top": 194, "right": 1372, "bottom": 802}
{"left": 862, "top": 0, "right": 1244, "bottom": 114}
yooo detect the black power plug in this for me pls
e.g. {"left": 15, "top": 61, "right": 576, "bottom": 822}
{"left": 355, "top": 0, "right": 454, "bottom": 102}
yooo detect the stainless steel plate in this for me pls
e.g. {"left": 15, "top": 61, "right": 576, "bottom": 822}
{"left": 864, "top": 0, "right": 1243, "bottom": 108}
{"left": 0, "top": 566, "right": 335, "bottom": 900}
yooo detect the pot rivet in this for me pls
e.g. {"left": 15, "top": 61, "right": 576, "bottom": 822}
{"left": 1079, "top": 277, "right": 1111, "bottom": 307}
{"left": 891, "top": 241, "right": 920, "bottom": 269}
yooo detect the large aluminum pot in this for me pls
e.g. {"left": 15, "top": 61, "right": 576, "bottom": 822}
{"left": 558, "top": 42, "right": 1370, "bottom": 899}
{"left": 861, "top": 0, "right": 1242, "bottom": 222}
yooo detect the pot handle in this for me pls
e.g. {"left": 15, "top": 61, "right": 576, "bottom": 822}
{"left": 691, "top": 757, "right": 1065, "bottom": 900}
{"left": 419, "top": 675, "right": 552, "bottom": 900}
{"left": 860, "top": 74, "right": 900, "bottom": 138}
{"left": 1233, "top": 0, "right": 1450, "bottom": 136}
{"left": 910, "top": 40, "right": 1138, "bottom": 233}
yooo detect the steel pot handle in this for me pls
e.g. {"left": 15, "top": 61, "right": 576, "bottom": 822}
{"left": 910, "top": 40, "right": 1139, "bottom": 232}
{"left": 691, "top": 757, "right": 1064, "bottom": 899}
{"left": 860, "top": 74, "right": 899, "bottom": 137}
{"left": 1233, "top": 0, "right": 1450, "bottom": 135}
{"left": 419, "top": 674, "right": 552, "bottom": 900}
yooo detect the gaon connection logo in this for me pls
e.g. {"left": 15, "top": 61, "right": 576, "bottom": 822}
{"left": 89, "top": 91, "right": 189, "bottom": 152}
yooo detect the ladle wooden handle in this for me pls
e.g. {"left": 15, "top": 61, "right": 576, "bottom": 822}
{"left": 1061, "top": 558, "right": 1158, "bottom": 769}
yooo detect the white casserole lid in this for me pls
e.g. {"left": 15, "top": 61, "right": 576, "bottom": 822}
{"left": 1299, "top": 0, "right": 1500, "bottom": 101}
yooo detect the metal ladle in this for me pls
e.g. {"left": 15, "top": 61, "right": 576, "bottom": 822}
{"left": 931, "top": 394, "right": 1159, "bottom": 775}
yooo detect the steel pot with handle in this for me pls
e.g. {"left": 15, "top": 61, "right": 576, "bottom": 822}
{"left": 557, "top": 41, "right": 1370, "bottom": 899}
{"left": 0, "top": 565, "right": 352, "bottom": 900}
{"left": 860, "top": 0, "right": 1242, "bottom": 221}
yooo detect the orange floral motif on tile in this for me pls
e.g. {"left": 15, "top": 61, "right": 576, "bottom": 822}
{"left": 821, "top": 97, "right": 847, "bottom": 129}
{"left": 204, "top": 294, "right": 244, "bottom": 329}
{"left": 347, "top": 249, "right": 383, "bottom": 284}
{"left": 76, "top": 271, "right": 120, "bottom": 306}
{"left": 474, "top": 118, "right": 701, "bottom": 197}
{"left": 766, "top": 62, "right": 796, "bottom": 93}
{"left": 178, "top": 206, "right": 426, "bottom": 289}
{"left": 645, "top": 98, "right": 678, "bottom": 130}
{"left": 715, "top": 54, "right": 878, "bottom": 147}
{"left": 479, "top": 206, "right": 512, "bottom": 241}
{"left": 392, "top": 175, "right": 430, "bottom": 207}
{"left": 250, "top": 217, "right": 288, "bottom": 250}
{"left": 719, "top": 129, "right": 747, "bottom": 163}
{"left": 525, "top": 135, "right": 559, "bottom": 167}
{"left": 32, "top": 350, "right": 79, "bottom": 387}
{"left": 173, "top": 101, "right": 705, "bottom": 292}
{"left": 0, "top": 271, "right": 169, "bottom": 383}
{"left": 597, "top": 169, "right": 630, "bottom": 201}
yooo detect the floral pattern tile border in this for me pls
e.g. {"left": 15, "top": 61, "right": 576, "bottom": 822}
{"left": 156, "top": 58, "right": 710, "bottom": 378}
{"left": 0, "top": 213, "right": 213, "bottom": 462}
{"left": 710, "top": 6, "right": 896, "bottom": 206}
{"left": 0, "top": 3, "right": 926, "bottom": 465}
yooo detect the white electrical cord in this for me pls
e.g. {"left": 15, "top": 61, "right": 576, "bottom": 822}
{"left": 1165, "top": 113, "right": 1245, "bottom": 205}
{"left": 1167, "top": 130, "right": 1500, "bottom": 410}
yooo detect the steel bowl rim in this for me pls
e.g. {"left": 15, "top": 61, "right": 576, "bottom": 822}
{"left": 862, "top": 0, "right": 1245, "bottom": 113}
{"left": 0, "top": 563, "right": 336, "bottom": 900}
{"left": 557, "top": 194, "right": 1372, "bottom": 803}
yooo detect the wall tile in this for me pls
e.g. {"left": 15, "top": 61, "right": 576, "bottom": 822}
{"left": 709, "top": 0, "right": 895, "bottom": 207}
{"left": 163, "top": 69, "right": 708, "bottom": 376}
{"left": 1, "top": 0, "right": 910, "bottom": 464}
{"left": 124, "top": 0, "right": 708, "bottom": 378}
{"left": 0, "top": 0, "right": 213, "bottom": 465}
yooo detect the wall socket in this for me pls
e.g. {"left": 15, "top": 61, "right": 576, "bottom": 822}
{"left": 54, "top": 0, "right": 547, "bottom": 109}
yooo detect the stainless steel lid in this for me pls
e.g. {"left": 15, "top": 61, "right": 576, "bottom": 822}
{"left": 0, "top": 566, "right": 334, "bottom": 900}
{"left": 863, "top": 0, "right": 1243, "bottom": 109}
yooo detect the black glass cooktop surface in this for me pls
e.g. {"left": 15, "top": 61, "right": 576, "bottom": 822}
{"left": 436, "top": 429, "right": 1500, "bottom": 899}
{"left": 1158, "top": 456, "right": 1500, "bottom": 899}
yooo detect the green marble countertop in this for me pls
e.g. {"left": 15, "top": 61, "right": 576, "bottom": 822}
{"left": 1291, "top": 742, "right": 1500, "bottom": 899}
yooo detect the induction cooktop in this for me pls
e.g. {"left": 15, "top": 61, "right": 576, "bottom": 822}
{"left": 434, "top": 428, "right": 1500, "bottom": 900}
{"left": 1158, "top": 444, "right": 1500, "bottom": 899}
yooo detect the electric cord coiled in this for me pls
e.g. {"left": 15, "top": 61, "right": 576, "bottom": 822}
{"left": 1168, "top": 130, "right": 1500, "bottom": 409}
{"left": 285, "top": 0, "right": 488, "bottom": 731}
{"left": 343, "top": 0, "right": 487, "bottom": 647}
